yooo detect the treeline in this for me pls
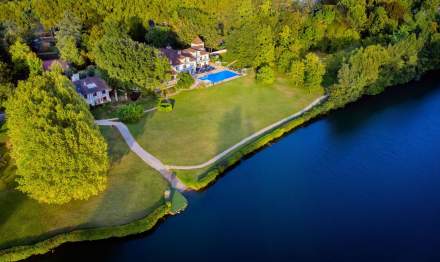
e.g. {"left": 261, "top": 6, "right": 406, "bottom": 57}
{"left": 1, "top": 0, "right": 438, "bottom": 96}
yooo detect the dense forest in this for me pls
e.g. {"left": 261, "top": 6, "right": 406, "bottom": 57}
{"left": 0, "top": 0, "right": 439, "bottom": 204}
{"left": 0, "top": 0, "right": 438, "bottom": 103}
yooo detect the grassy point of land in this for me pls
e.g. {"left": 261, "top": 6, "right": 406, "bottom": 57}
{"left": 127, "top": 74, "right": 324, "bottom": 166}
{"left": 0, "top": 126, "right": 170, "bottom": 252}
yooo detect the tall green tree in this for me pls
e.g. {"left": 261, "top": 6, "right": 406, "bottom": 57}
{"left": 304, "top": 53, "right": 325, "bottom": 89}
{"left": 0, "top": 60, "right": 13, "bottom": 108}
{"left": 328, "top": 45, "right": 389, "bottom": 109}
{"left": 9, "top": 40, "right": 42, "bottom": 79}
{"left": 5, "top": 71, "right": 109, "bottom": 204}
{"left": 289, "top": 60, "right": 305, "bottom": 86}
{"left": 94, "top": 29, "right": 170, "bottom": 91}
{"left": 56, "top": 12, "right": 84, "bottom": 65}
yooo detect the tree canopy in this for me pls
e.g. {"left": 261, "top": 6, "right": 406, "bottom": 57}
{"left": 5, "top": 71, "right": 109, "bottom": 204}
{"left": 94, "top": 25, "right": 170, "bottom": 91}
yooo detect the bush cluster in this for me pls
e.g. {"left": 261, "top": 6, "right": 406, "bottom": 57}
{"left": 116, "top": 103, "right": 144, "bottom": 123}
{"left": 176, "top": 73, "right": 194, "bottom": 90}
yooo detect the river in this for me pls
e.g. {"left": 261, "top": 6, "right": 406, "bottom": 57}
{"left": 32, "top": 71, "right": 440, "bottom": 262}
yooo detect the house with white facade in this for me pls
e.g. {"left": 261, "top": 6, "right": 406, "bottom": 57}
{"left": 72, "top": 75, "right": 112, "bottom": 106}
{"left": 160, "top": 36, "right": 210, "bottom": 75}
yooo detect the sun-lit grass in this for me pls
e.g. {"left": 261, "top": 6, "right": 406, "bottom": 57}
{"left": 0, "top": 127, "right": 169, "bottom": 250}
{"left": 127, "top": 73, "right": 324, "bottom": 165}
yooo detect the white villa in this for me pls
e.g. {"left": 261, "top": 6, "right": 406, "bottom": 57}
{"left": 72, "top": 75, "right": 112, "bottom": 106}
{"left": 160, "top": 36, "right": 210, "bottom": 75}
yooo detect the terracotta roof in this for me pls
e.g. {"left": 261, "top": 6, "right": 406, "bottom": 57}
{"left": 160, "top": 48, "right": 195, "bottom": 66}
{"left": 182, "top": 48, "right": 209, "bottom": 56}
{"left": 183, "top": 48, "right": 196, "bottom": 53}
{"left": 73, "top": 76, "right": 111, "bottom": 96}
{"left": 192, "top": 36, "right": 204, "bottom": 45}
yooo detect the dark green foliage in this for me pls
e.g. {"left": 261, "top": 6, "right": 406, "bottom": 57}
{"left": 176, "top": 73, "right": 194, "bottom": 90}
{"left": 145, "top": 26, "right": 178, "bottom": 48}
{"left": 94, "top": 28, "right": 170, "bottom": 92}
{"left": 256, "top": 65, "right": 275, "bottom": 84}
{"left": 9, "top": 40, "right": 42, "bottom": 80}
{"left": 116, "top": 103, "right": 144, "bottom": 123}
{"left": 0, "top": 60, "right": 13, "bottom": 108}
{"left": 55, "top": 12, "right": 84, "bottom": 65}
{"left": 127, "top": 16, "right": 148, "bottom": 43}
{"left": 328, "top": 45, "right": 389, "bottom": 108}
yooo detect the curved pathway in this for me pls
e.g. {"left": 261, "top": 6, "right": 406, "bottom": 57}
{"left": 96, "top": 95, "right": 326, "bottom": 189}
{"left": 166, "top": 95, "right": 327, "bottom": 170}
{"left": 96, "top": 119, "right": 187, "bottom": 191}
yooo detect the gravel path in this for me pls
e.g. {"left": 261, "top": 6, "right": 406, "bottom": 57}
{"left": 96, "top": 120, "right": 187, "bottom": 191}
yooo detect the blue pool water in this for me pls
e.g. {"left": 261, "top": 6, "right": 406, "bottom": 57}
{"left": 199, "top": 70, "right": 239, "bottom": 84}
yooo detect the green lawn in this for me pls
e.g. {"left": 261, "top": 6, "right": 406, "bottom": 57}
{"left": 127, "top": 74, "right": 324, "bottom": 166}
{"left": 0, "top": 126, "right": 169, "bottom": 250}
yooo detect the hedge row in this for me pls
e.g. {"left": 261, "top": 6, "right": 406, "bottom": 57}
{"left": 0, "top": 205, "right": 170, "bottom": 262}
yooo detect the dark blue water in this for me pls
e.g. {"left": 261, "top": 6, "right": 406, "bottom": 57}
{"left": 34, "top": 72, "right": 440, "bottom": 262}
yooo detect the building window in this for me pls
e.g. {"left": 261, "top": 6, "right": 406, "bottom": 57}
{"left": 93, "top": 92, "right": 97, "bottom": 96}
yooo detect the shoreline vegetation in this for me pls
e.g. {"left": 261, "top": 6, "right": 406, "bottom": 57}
{"left": 0, "top": 205, "right": 170, "bottom": 262}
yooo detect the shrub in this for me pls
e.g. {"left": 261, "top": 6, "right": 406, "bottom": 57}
{"left": 116, "top": 103, "right": 144, "bottom": 123}
{"left": 158, "top": 99, "right": 174, "bottom": 112}
{"left": 176, "top": 73, "right": 194, "bottom": 90}
{"left": 256, "top": 65, "right": 275, "bottom": 84}
{"left": 86, "top": 65, "right": 96, "bottom": 76}
{"left": 79, "top": 71, "right": 88, "bottom": 79}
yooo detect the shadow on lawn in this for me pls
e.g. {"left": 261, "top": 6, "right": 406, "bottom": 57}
{"left": 214, "top": 105, "right": 255, "bottom": 166}
{"left": 125, "top": 110, "right": 156, "bottom": 140}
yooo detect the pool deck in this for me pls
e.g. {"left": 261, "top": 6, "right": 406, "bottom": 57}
{"left": 196, "top": 65, "right": 243, "bottom": 87}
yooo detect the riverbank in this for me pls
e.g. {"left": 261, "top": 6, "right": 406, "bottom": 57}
{"left": 0, "top": 205, "right": 170, "bottom": 261}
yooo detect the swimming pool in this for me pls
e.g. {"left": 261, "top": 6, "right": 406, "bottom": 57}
{"left": 199, "top": 70, "right": 239, "bottom": 84}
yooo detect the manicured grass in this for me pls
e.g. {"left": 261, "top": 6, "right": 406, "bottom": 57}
{"left": 173, "top": 103, "right": 326, "bottom": 190}
{"left": 127, "top": 74, "right": 324, "bottom": 165}
{"left": 0, "top": 126, "right": 169, "bottom": 250}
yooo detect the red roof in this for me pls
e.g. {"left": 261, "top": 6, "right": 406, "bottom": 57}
{"left": 160, "top": 48, "right": 195, "bottom": 66}
{"left": 192, "top": 36, "right": 204, "bottom": 45}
